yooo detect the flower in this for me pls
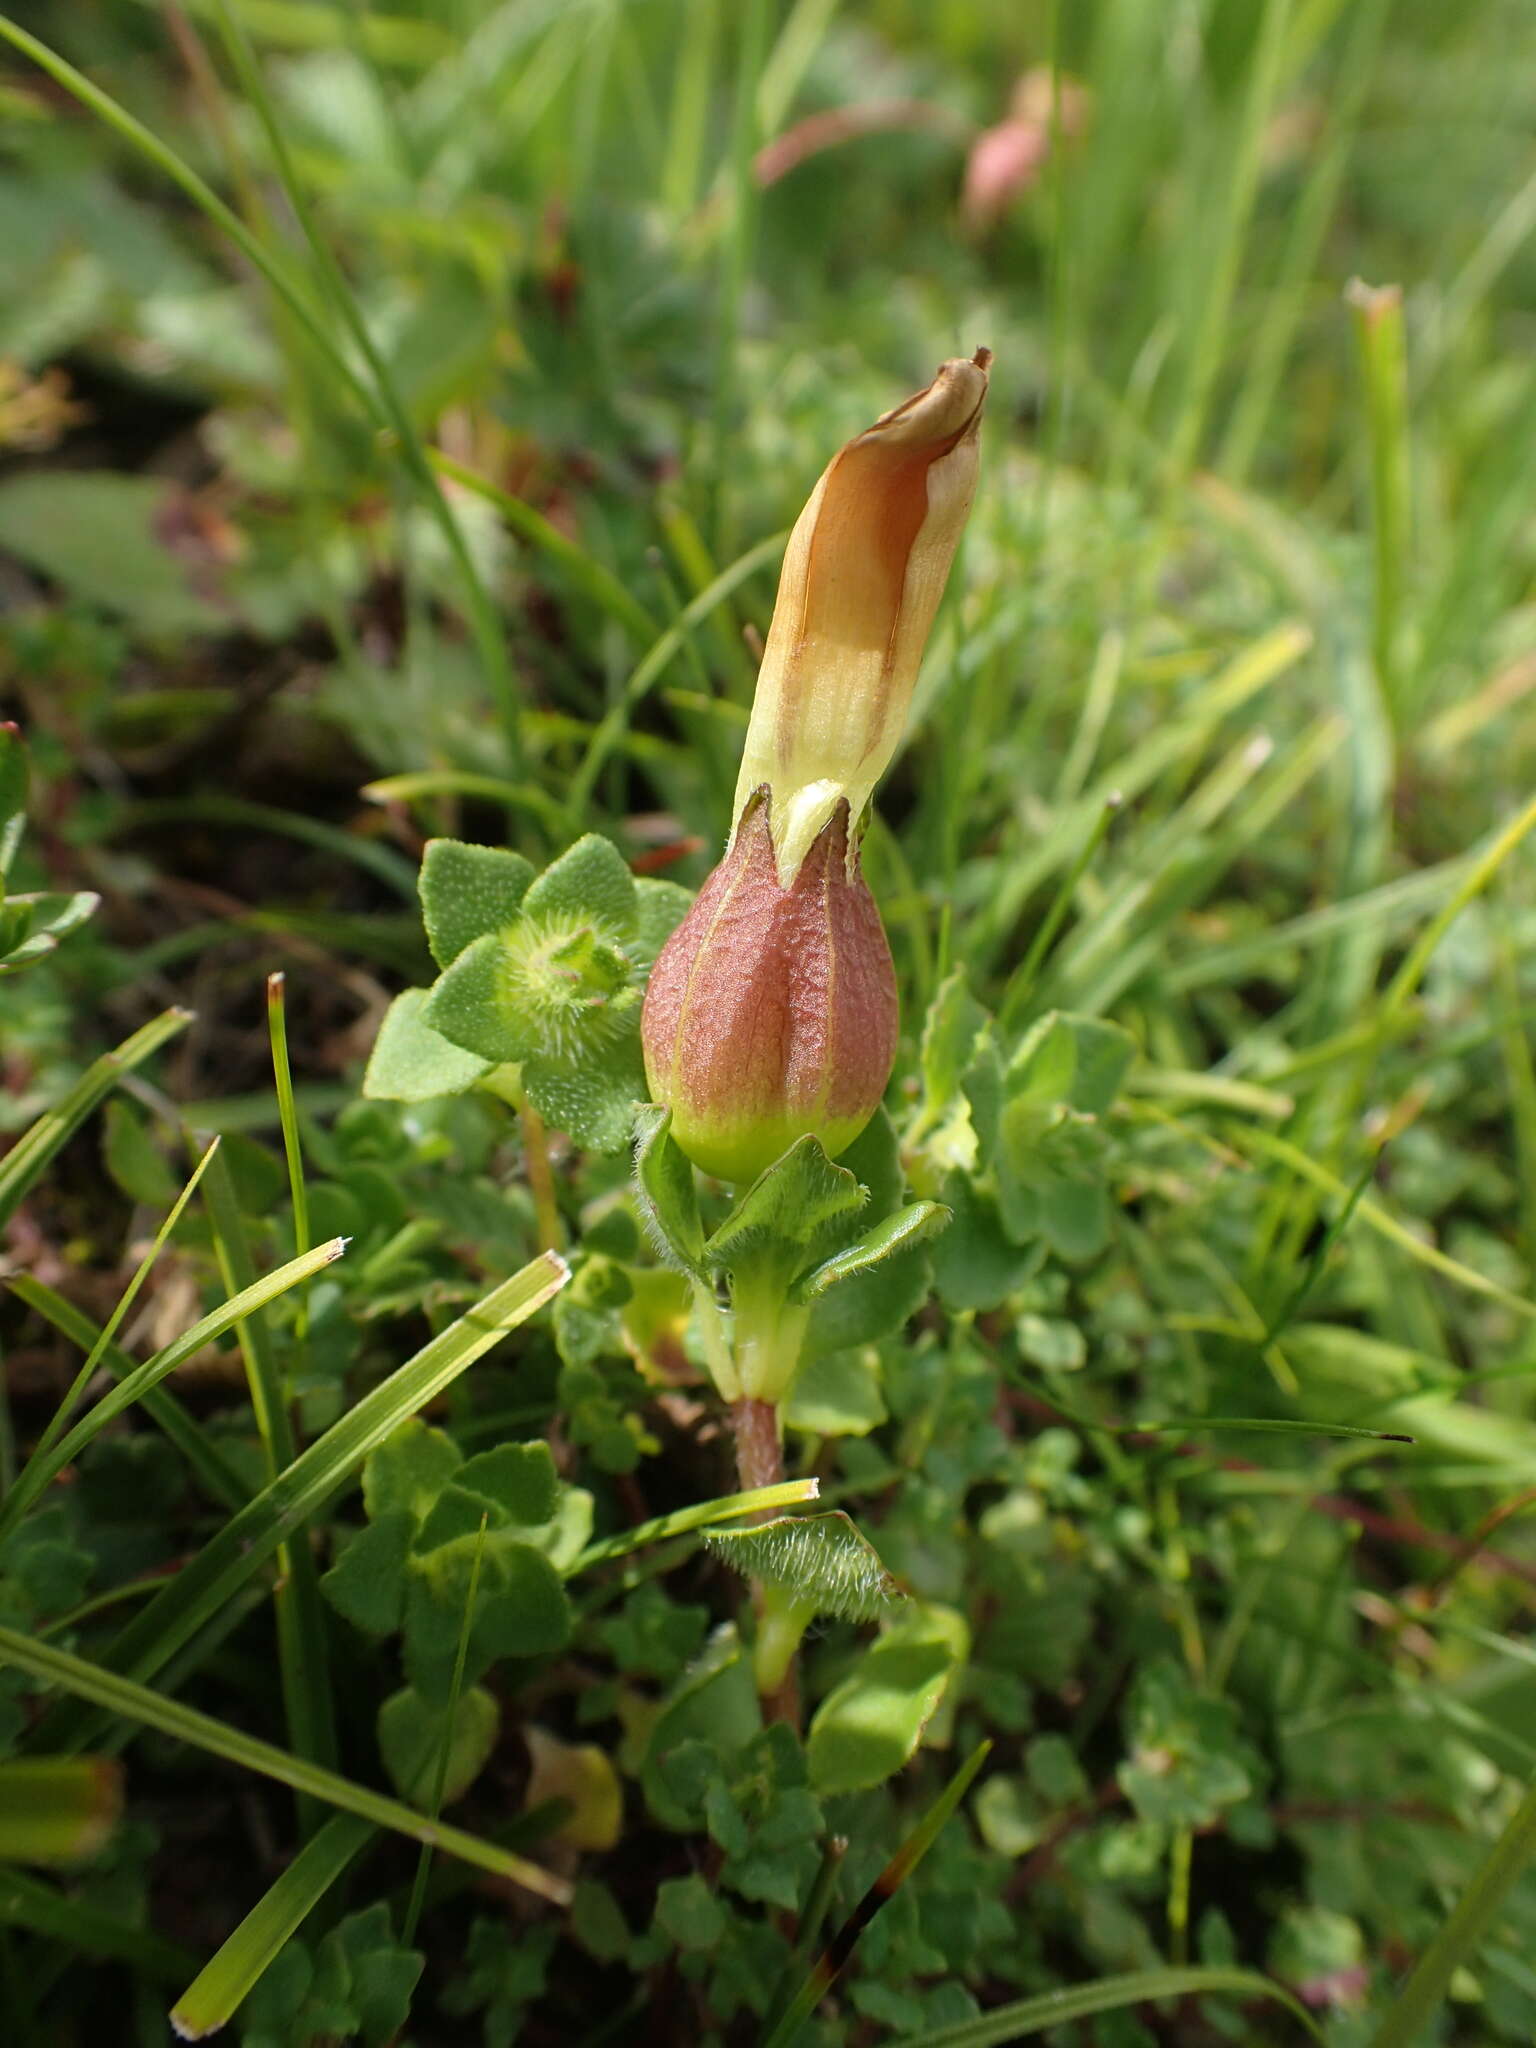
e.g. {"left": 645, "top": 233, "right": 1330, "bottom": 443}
{"left": 642, "top": 350, "right": 991, "bottom": 1183}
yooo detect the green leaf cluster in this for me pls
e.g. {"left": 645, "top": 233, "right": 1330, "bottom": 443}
{"left": 320, "top": 1419, "right": 591, "bottom": 1798}
{"left": 910, "top": 972, "right": 1136, "bottom": 1310}
{"left": 365, "top": 834, "right": 689, "bottom": 1151}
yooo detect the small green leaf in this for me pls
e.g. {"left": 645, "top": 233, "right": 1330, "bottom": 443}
{"left": 1009, "top": 1010, "right": 1136, "bottom": 1115}
{"left": 642, "top": 1625, "right": 762, "bottom": 1830}
{"left": 807, "top": 1605, "right": 967, "bottom": 1796}
{"left": 632, "top": 876, "right": 693, "bottom": 963}
{"left": 704, "top": 1512, "right": 903, "bottom": 1622}
{"left": 522, "top": 1045, "right": 646, "bottom": 1153}
{"left": 520, "top": 833, "right": 636, "bottom": 936}
{"left": 653, "top": 1872, "right": 727, "bottom": 1952}
{"left": 423, "top": 932, "right": 530, "bottom": 1065}
{"left": 363, "top": 989, "right": 492, "bottom": 1102}
{"left": 377, "top": 1684, "right": 500, "bottom": 1807}
{"left": 453, "top": 1442, "right": 561, "bottom": 1527}
{"left": 929, "top": 1175, "right": 1034, "bottom": 1310}
{"left": 362, "top": 1418, "right": 462, "bottom": 1525}
{"left": 786, "top": 1348, "right": 888, "bottom": 1436}
{"left": 0, "top": 890, "right": 98, "bottom": 973}
{"left": 704, "top": 1136, "right": 866, "bottom": 1277}
{"left": 1118, "top": 1657, "right": 1255, "bottom": 1829}
{"left": 632, "top": 1104, "right": 705, "bottom": 1277}
{"left": 405, "top": 1541, "right": 572, "bottom": 1702}
{"left": 320, "top": 1512, "right": 415, "bottom": 1636}
{"left": 418, "top": 838, "right": 536, "bottom": 967}
{"left": 794, "top": 1202, "right": 950, "bottom": 1303}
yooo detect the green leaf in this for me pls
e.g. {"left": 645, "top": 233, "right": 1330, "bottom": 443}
{"left": 318, "top": 1903, "right": 423, "bottom": 2047}
{"left": 363, "top": 989, "right": 492, "bottom": 1102}
{"left": 0, "top": 723, "right": 27, "bottom": 879}
{"left": 0, "top": 1625, "right": 568, "bottom": 1903}
{"left": 1008, "top": 1010, "right": 1136, "bottom": 1115}
{"left": 36, "top": 1258, "right": 569, "bottom": 1754}
{"left": 704, "top": 1136, "right": 867, "bottom": 1280}
{"left": 653, "top": 1873, "right": 727, "bottom": 1952}
{"left": 418, "top": 838, "right": 536, "bottom": 967}
{"left": 523, "top": 1045, "right": 645, "bottom": 1153}
{"left": 793, "top": 1202, "right": 949, "bottom": 1304}
{"left": 363, "top": 1417, "right": 463, "bottom": 1524}
{"left": 786, "top": 1348, "right": 888, "bottom": 1437}
{"left": 1118, "top": 1657, "right": 1255, "bottom": 1829}
{"left": 807, "top": 1605, "right": 967, "bottom": 1796}
{"left": 453, "top": 1442, "right": 561, "bottom": 1527}
{"left": 405, "top": 1541, "right": 572, "bottom": 1702}
{"left": 642, "top": 1625, "right": 762, "bottom": 1830}
{"left": 632, "top": 876, "right": 693, "bottom": 963}
{"left": 704, "top": 1512, "right": 903, "bottom": 1622}
{"left": 632, "top": 1104, "right": 705, "bottom": 1277}
{"left": 377, "top": 1685, "right": 499, "bottom": 1807}
{"left": 880, "top": 1969, "right": 1325, "bottom": 2047}
{"left": 320, "top": 1512, "right": 414, "bottom": 1636}
{"left": 170, "top": 1814, "right": 375, "bottom": 2042}
{"left": 0, "top": 890, "right": 98, "bottom": 974}
{"left": 520, "top": 833, "right": 636, "bottom": 936}
{"left": 929, "top": 1174, "right": 1034, "bottom": 1311}
{"left": 423, "top": 932, "right": 528, "bottom": 1065}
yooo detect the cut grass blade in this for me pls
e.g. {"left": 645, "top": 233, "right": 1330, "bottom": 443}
{"left": 34, "top": 1253, "right": 569, "bottom": 1754}
{"left": 0, "top": 1237, "right": 347, "bottom": 1548}
{"left": 0, "top": 1627, "right": 569, "bottom": 1907}
{"left": 573, "top": 1478, "right": 820, "bottom": 1572}
{"left": 882, "top": 1967, "right": 1324, "bottom": 2047}
{"left": 169, "top": 1813, "right": 376, "bottom": 2041}
{"left": 0, "top": 1008, "right": 190, "bottom": 1228}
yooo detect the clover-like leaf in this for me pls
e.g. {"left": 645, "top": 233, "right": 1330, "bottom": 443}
{"left": 423, "top": 932, "right": 531, "bottom": 1065}
{"left": 363, "top": 989, "right": 493, "bottom": 1102}
{"left": 377, "top": 1683, "right": 500, "bottom": 1808}
{"left": 520, "top": 833, "right": 636, "bottom": 936}
{"left": 419, "top": 838, "right": 536, "bottom": 968}
{"left": 806, "top": 1603, "right": 968, "bottom": 1796}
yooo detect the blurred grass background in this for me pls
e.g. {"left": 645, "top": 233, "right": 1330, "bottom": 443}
{"left": 3, "top": 0, "right": 1536, "bottom": 2040}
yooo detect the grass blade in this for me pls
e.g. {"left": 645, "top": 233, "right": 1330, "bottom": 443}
{"left": 881, "top": 1967, "right": 1324, "bottom": 2047}
{"left": 573, "top": 1478, "right": 820, "bottom": 1572}
{"left": 0, "top": 1627, "right": 569, "bottom": 1906}
{"left": 0, "top": 1008, "right": 190, "bottom": 1227}
{"left": 0, "top": 1237, "right": 347, "bottom": 1547}
{"left": 5, "top": 1277, "right": 249, "bottom": 1513}
{"left": 169, "top": 1813, "right": 376, "bottom": 2040}
{"left": 33, "top": 1253, "right": 569, "bottom": 1752}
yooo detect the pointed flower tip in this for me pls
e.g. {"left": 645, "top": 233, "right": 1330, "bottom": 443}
{"left": 733, "top": 348, "right": 993, "bottom": 884}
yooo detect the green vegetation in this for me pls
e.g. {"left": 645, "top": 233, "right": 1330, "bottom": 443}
{"left": 2, "top": 1, "right": 1536, "bottom": 2042}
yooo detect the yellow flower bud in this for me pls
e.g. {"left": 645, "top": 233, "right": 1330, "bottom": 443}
{"left": 732, "top": 347, "right": 992, "bottom": 885}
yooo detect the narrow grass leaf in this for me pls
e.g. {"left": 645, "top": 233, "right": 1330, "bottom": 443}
{"left": 881, "top": 1966, "right": 1325, "bottom": 2047}
{"left": 0, "top": 1237, "right": 346, "bottom": 1546}
{"left": 0, "top": 1627, "right": 569, "bottom": 1906}
{"left": 169, "top": 1813, "right": 376, "bottom": 2041}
